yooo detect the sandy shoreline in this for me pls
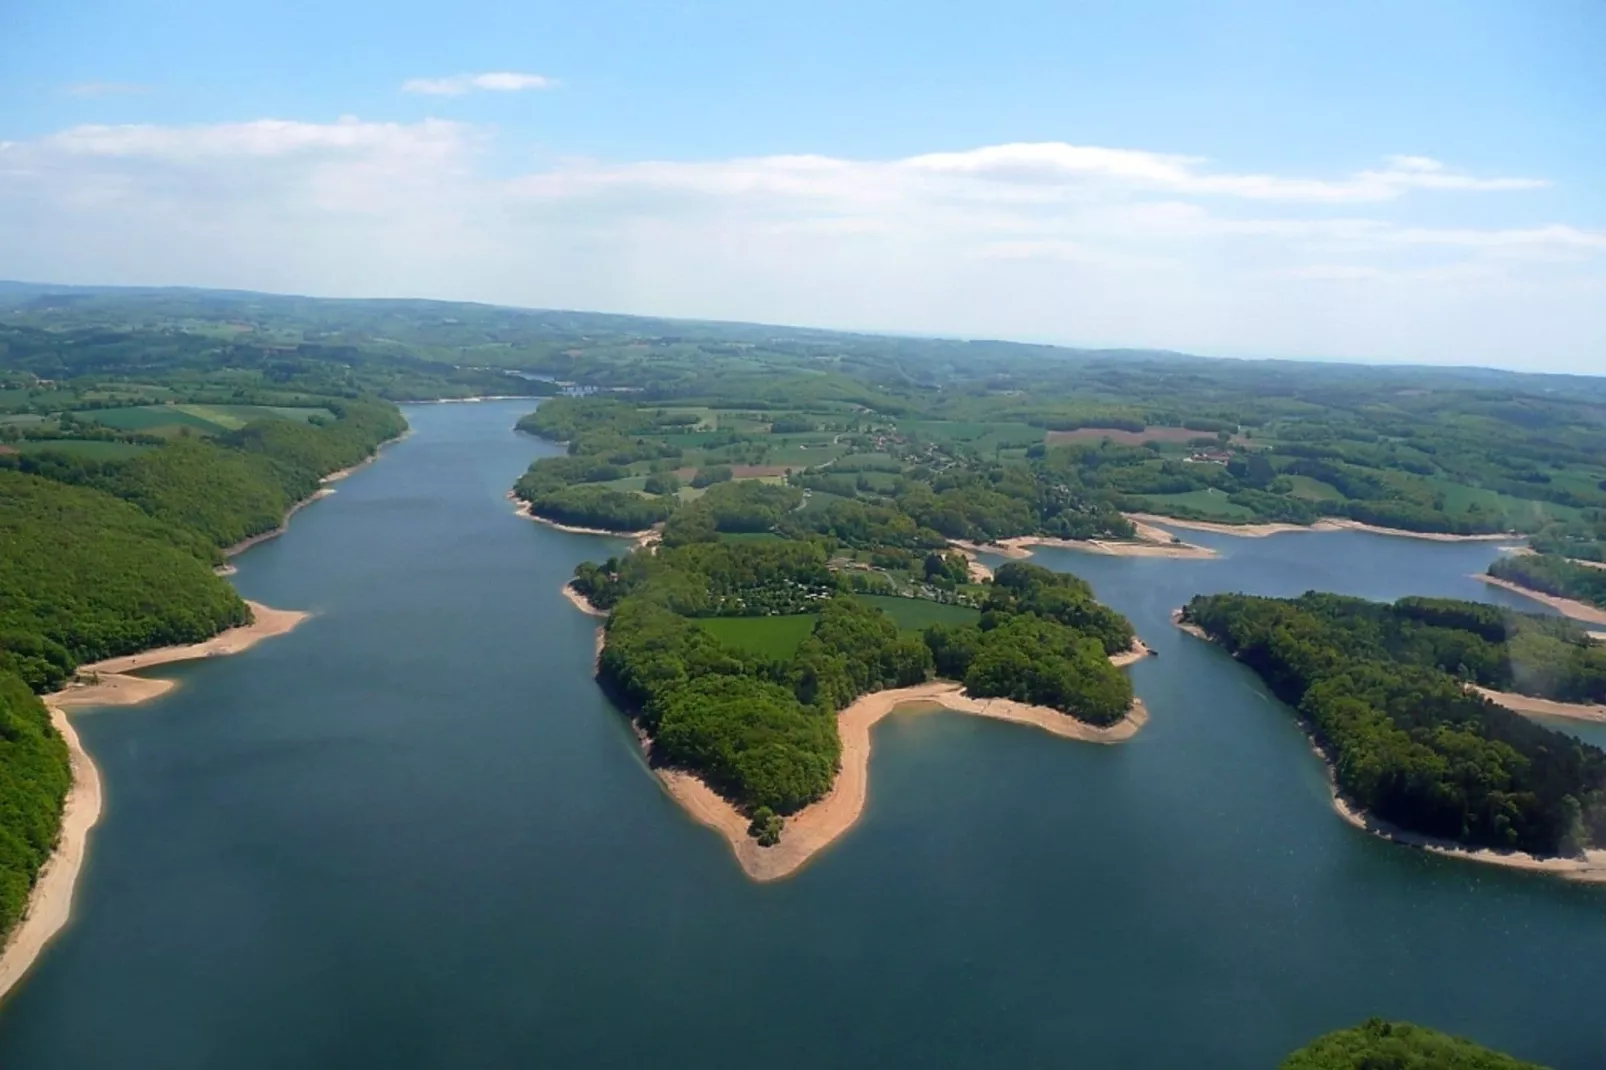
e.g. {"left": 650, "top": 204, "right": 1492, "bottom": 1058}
{"left": 508, "top": 493, "right": 655, "bottom": 541}
{"left": 0, "top": 600, "right": 308, "bottom": 1003}
{"left": 1171, "top": 609, "right": 1606, "bottom": 882}
{"left": 562, "top": 583, "right": 608, "bottom": 619}
{"left": 1476, "top": 575, "right": 1606, "bottom": 626}
{"left": 661, "top": 681, "right": 1150, "bottom": 882}
{"left": 1328, "top": 786, "right": 1606, "bottom": 882}
{"left": 1472, "top": 686, "right": 1606, "bottom": 725}
{"left": 0, "top": 703, "right": 101, "bottom": 1005}
{"left": 1128, "top": 512, "right": 1514, "bottom": 543}
{"left": 1001, "top": 532, "right": 1217, "bottom": 560}
{"left": 950, "top": 519, "right": 1217, "bottom": 563}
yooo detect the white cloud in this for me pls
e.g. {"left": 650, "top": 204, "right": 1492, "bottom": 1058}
{"left": 514, "top": 143, "right": 1543, "bottom": 206}
{"left": 0, "top": 122, "right": 1599, "bottom": 371}
{"left": 63, "top": 81, "right": 152, "bottom": 97}
{"left": 401, "top": 72, "right": 554, "bottom": 96}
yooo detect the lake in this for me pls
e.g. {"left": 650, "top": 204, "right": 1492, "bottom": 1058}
{"left": 1, "top": 399, "right": 1601, "bottom": 1069}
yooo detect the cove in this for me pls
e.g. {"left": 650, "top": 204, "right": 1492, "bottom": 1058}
{"left": 0, "top": 399, "right": 1601, "bottom": 1070}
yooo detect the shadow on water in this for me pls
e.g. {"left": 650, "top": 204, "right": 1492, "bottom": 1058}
{"left": 2, "top": 402, "right": 1603, "bottom": 1070}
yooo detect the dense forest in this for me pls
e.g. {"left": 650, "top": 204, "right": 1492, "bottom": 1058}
{"left": 573, "top": 540, "right": 1135, "bottom": 835}
{"left": 0, "top": 675, "right": 72, "bottom": 940}
{"left": 1280, "top": 1019, "right": 1546, "bottom": 1069}
{"left": 1489, "top": 553, "right": 1606, "bottom": 613}
{"left": 1181, "top": 592, "right": 1606, "bottom": 855}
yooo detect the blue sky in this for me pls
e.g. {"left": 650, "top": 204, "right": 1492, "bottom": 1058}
{"left": 2, "top": 0, "right": 1602, "bottom": 371}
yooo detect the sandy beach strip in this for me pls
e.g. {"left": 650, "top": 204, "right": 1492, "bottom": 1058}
{"left": 562, "top": 583, "right": 609, "bottom": 618}
{"left": 1169, "top": 608, "right": 1212, "bottom": 641}
{"left": 1000, "top": 533, "right": 1217, "bottom": 560}
{"left": 948, "top": 537, "right": 1032, "bottom": 560}
{"left": 507, "top": 493, "right": 654, "bottom": 540}
{"left": 0, "top": 703, "right": 102, "bottom": 1004}
{"left": 951, "top": 521, "right": 1218, "bottom": 563}
{"left": 661, "top": 682, "right": 1149, "bottom": 882}
{"left": 0, "top": 600, "right": 308, "bottom": 1002}
{"left": 1127, "top": 512, "right": 1514, "bottom": 543}
{"left": 49, "top": 602, "right": 310, "bottom": 710}
{"left": 1328, "top": 782, "right": 1606, "bottom": 883}
{"left": 1471, "top": 686, "right": 1606, "bottom": 725}
{"left": 1475, "top": 575, "right": 1606, "bottom": 626}
{"left": 1590, "top": 631, "right": 1606, "bottom": 645}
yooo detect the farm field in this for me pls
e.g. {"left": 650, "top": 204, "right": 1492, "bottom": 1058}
{"left": 695, "top": 614, "right": 817, "bottom": 659}
{"left": 854, "top": 594, "right": 980, "bottom": 631}
{"left": 1134, "top": 488, "right": 1257, "bottom": 520}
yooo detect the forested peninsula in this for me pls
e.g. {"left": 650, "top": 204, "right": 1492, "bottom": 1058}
{"left": 1486, "top": 553, "right": 1606, "bottom": 625}
{"left": 557, "top": 469, "right": 1144, "bottom": 874}
{"left": 1178, "top": 592, "right": 1606, "bottom": 871}
{"left": 0, "top": 390, "right": 405, "bottom": 979}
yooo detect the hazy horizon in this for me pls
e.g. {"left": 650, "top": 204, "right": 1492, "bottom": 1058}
{"left": 3, "top": 1, "right": 1601, "bottom": 373}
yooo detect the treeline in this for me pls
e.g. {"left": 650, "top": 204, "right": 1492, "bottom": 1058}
{"left": 923, "top": 563, "right": 1133, "bottom": 724}
{"left": 0, "top": 674, "right": 72, "bottom": 939}
{"left": 1182, "top": 592, "right": 1606, "bottom": 856}
{"left": 1489, "top": 553, "right": 1606, "bottom": 612}
{"left": 578, "top": 546, "right": 1136, "bottom": 830}
{"left": 599, "top": 595, "right": 922, "bottom": 815}
{"left": 1281, "top": 1019, "right": 1545, "bottom": 1069}
{"left": 0, "top": 471, "right": 251, "bottom": 691}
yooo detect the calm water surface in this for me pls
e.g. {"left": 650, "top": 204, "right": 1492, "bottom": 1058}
{"left": 1, "top": 400, "right": 1602, "bottom": 1069}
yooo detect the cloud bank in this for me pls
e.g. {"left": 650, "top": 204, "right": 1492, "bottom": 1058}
{"left": 0, "top": 120, "right": 1599, "bottom": 371}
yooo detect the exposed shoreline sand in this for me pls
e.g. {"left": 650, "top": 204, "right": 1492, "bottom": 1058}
{"left": 508, "top": 493, "right": 656, "bottom": 542}
{"left": 562, "top": 582, "right": 608, "bottom": 619}
{"left": 1476, "top": 574, "right": 1606, "bottom": 626}
{"left": 950, "top": 517, "right": 1218, "bottom": 563}
{"left": 1001, "top": 531, "right": 1217, "bottom": 560}
{"left": 1472, "top": 686, "right": 1606, "bottom": 725}
{"left": 0, "top": 704, "right": 100, "bottom": 1005}
{"left": 1129, "top": 512, "right": 1514, "bottom": 543}
{"left": 0, "top": 600, "right": 309, "bottom": 1003}
{"left": 1171, "top": 608, "right": 1606, "bottom": 883}
{"left": 661, "top": 682, "right": 1149, "bottom": 882}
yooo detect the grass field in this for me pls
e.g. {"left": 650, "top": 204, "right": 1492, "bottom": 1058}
{"left": 696, "top": 614, "right": 817, "bottom": 658}
{"left": 84, "top": 403, "right": 334, "bottom": 435}
{"left": 1284, "top": 474, "right": 1347, "bottom": 502}
{"left": 855, "top": 594, "right": 980, "bottom": 631}
{"left": 1136, "top": 488, "right": 1257, "bottom": 520}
